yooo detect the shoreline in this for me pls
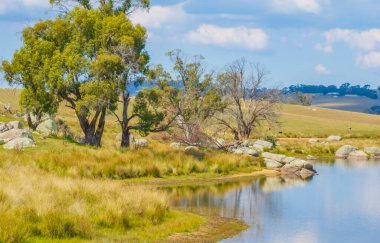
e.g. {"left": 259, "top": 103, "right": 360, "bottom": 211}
{"left": 124, "top": 169, "right": 281, "bottom": 187}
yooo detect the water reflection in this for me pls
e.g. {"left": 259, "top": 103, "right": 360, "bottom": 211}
{"left": 164, "top": 159, "right": 380, "bottom": 243}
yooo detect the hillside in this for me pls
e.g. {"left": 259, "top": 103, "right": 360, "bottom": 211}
{"left": 311, "top": 94, "right": 380, "bottom": 113}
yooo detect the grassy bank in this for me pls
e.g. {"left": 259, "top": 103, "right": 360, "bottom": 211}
{"left": 0, "top": 164, "right": 207, "bottom": 242}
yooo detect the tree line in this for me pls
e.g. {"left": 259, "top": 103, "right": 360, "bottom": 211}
{"left": 284, "top": 83, "right": 379, "bottom": 99}
{"left": 1, "top": 0, "right": 279, "bottom": 148}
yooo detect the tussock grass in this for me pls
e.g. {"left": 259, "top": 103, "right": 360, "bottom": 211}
{"left": 0, "top": 137, "right": 259, "bottom": 179}
{"left": 0, "top": 165, "right": 204, "bottom": 242}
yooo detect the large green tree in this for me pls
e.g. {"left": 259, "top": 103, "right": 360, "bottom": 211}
{"left": 2, "top": 7, "right": 148, "bottom": 146}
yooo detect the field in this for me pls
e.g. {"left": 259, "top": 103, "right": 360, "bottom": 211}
{"left": 2, "top": 88, "right": 380, "bottom": 241}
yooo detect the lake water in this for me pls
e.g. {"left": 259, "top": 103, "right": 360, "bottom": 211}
{"left": 165, "top": 159, "right": 380, "bottom": 243}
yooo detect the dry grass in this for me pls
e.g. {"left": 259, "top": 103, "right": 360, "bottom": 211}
{"left": 0, "top": 164, "right": 207, "bottom": 242}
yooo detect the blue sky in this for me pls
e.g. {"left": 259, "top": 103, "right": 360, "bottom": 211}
{"left": 2, "top": 0, "right": 380, "bottom": 87}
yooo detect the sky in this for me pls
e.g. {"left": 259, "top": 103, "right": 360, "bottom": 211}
{"left": 2, "top": 0, "right": 380, "bottom": 88}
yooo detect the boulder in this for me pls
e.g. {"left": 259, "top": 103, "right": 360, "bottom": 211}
{"left": 308, "top": 138, "right": 319, "bottom": 144}
{"left": 265, "top": 159, "right": 283, "bottom": 168}
{"left": 3, "top": 137, "right": 35, "bottom": 150}
{"left": 327, "top": 135, "right": 342, "bottom": 141}
{"left": 289, "top": 159, "right": 307, "bottom": 167}
{"left": 135, "top": 138, "right": 148, "bottom": 148}
{"left": 170, "top": 142, "right": 181, "bottom": 149}
{"left": 246, "top": 149, "right": 259, "bottom": 157}
{"left": 7, "top": 121, "right": 23, "bottom": 130}
{"left": 234, "top": 147, "right": 249, "bottom": 154}
{"left": 281, "top": 164, "right": 301, "bottom": 174}
{"left": 347, "top": 150, "right": 368, "bottom": 160}
{"left": 335, "top": 145, "right": 358, "bottom": 158}
{"left": 253, "top": 140, "right": 274, "bottom": 151}
{"left": 241, "top": 140, "right": 253, "bottom": 147}
{"left": 262, "top": 152, "right": 286, "bottom": 163}
{"left": 0, "top": 129, "right": 33, "bottom": 143}
{"left": 282, "top": 157, "right": 297, "bottom": 164}
{"left": 36, "top": 119, "right": 58, "bottom": 135}
{"left": 299, "top": 168, "right": 315, "bottom": 179}
{"left": 364, "top": 147, "right": 380, "bottom": 157}
{"left": 303, "top": 163, "right": 315, "bottom": 172}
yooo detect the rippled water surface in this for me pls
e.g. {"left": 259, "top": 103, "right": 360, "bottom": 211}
{"left": 165, "top": 160, "right": 380, "bottom": 243}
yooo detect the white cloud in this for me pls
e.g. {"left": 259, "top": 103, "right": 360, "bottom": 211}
{"left": 0, "top": 0, "right": 49, "bottom": 14}
{"left": 130, "top": 4, "right": 188, "bottom": 29}
{"left": 317, "top": 28, "right": 380, "bottom": 53}
{"left": 270, "top": 0, "right": 321, "bottom": 14}
{"left": 187, "top": 24, "right": 268, "bottom": 51}
{"left": 315, "top": 64, "right": 330, "bottom": 75}
{"left": 357, "top": 52, "right": 380, "bottom": 68}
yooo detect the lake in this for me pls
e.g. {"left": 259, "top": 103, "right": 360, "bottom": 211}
{"left": 165, "top": 159, "right": 380, "bottom": 243}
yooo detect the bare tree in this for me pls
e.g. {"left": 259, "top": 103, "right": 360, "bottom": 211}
{"left": 215, "top": 58, "right": 280, "bottom": 140}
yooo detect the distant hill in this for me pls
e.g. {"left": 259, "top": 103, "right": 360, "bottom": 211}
{"left": 311, "top": 94, "right": 380, "bottom": 113}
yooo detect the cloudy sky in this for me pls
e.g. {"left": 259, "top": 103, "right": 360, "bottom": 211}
{"left": 2, "top": 0, "right": 380, "bottom": 87}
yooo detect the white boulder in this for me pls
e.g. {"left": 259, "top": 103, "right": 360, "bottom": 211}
{"left": 3, "top": 137, "right": 35, "bottom": 150}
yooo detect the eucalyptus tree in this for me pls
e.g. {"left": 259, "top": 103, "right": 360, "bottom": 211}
{"left": 151, "top": 50, "right": 225, "bottom": 145}
{"left": 215, "top": 58, "right": 280, "bottom": 140}
{"left": 2, "top": 7, "right": 148, "bottom": 146}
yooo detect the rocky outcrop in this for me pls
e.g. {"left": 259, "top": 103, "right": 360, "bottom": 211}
{"left": 36, "top": 119, "right": 58, "bottom": 135}
{"left": 307, "top": 155, "right": 318, "bottom": 160}
{"left": 364, "top": 147, "right": 380, "bottom": 158}
{"left": 347, "top": 150, "right": 368, "bottom": 160}
{"left": 335, "top": 145, "right": 358, "bottom": 158}
{"left": 253, "top": 140, "right": 274, "bottom": 152}
{"left": 0, "top": 129, "right": 33, "bottom": 143}
{"left": 3, "top": 137, "right": 35, "bottom": 150}
{"left": 0, "top": 121, "right": 35, "bottom": 149}
{"left": 262, "top": 152, "right": 317, "bottom": 179}
{"left": 327, "top": 135, "right": 342, "bottom": 141}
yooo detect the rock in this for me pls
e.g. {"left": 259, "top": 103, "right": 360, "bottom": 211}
{"left": 281, "top": 164, "right": 301, "bottom": 174}
{"left": 241, "top": 140, "right": 253, "bottom": 147}
{"left": 307, "top": 155, "right": 318, "bottom": 160}
{"left": 3, "top": 137, "right": 35, "bottom": 150}
{"left": 282, "top": 157, "right": 297, "bottom": 164}
{"left": 7, "top": 121, "right": 23, "bottom": 130}
{"left": 299, "top": 168, "right": 315, "bottom": 179}
{"left": 246, "top": 149, "right": 259, "bottom": 157}
{"left": 289, "top": 159, "right": 307, "bottom": 167}
{"left": 0, "top": 129, "right": 33, "bottom": 143}
{"left": 308, "top": 138, "right": 319, "bottom": 144}
{"left": 262, "top": 152, "right": 286, "bottom": 163}
{"left": 170, "top": 142, "right": 181, "bottom": 149}
{"left": 234, "top": 147, "right": 249, "bottom": 154}
{"left": 335, "top": 145, "right": 358, "bottom": 158}
{"left": 327, "top": 135, "right": 342, "bottom": 141}
{"left": 135, "top": 138, "right": 148, "bottom": 148}
{"left": 364, "top": 147, "right": 380, "bottom": 157}
{"left": 36, "top": 119, "right": 58, "bottom": 135}
{"left": 303, "top": 163, "right": 315, "bottom": 172}
{"left": 347, "top": 150, "right": 368, "bottom": 160}
{"left": 265, "top": 159, "right": 283, "bottom": 168}
{"left": 254, "top": 140, "right": 274, "bottom": 151}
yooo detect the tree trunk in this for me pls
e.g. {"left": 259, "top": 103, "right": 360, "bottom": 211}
{"left": 120, "top": 90, "right": 131, "bottom": 148}
{"left": 26, "top": 111, "right": 42, "bottom": 131}
{"left": 76, "top": 108, "right": 107, "bottom": 147}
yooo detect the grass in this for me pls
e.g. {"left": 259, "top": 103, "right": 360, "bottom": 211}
{"left": 0, "top": 164, "right": 207, "bottom": 242}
